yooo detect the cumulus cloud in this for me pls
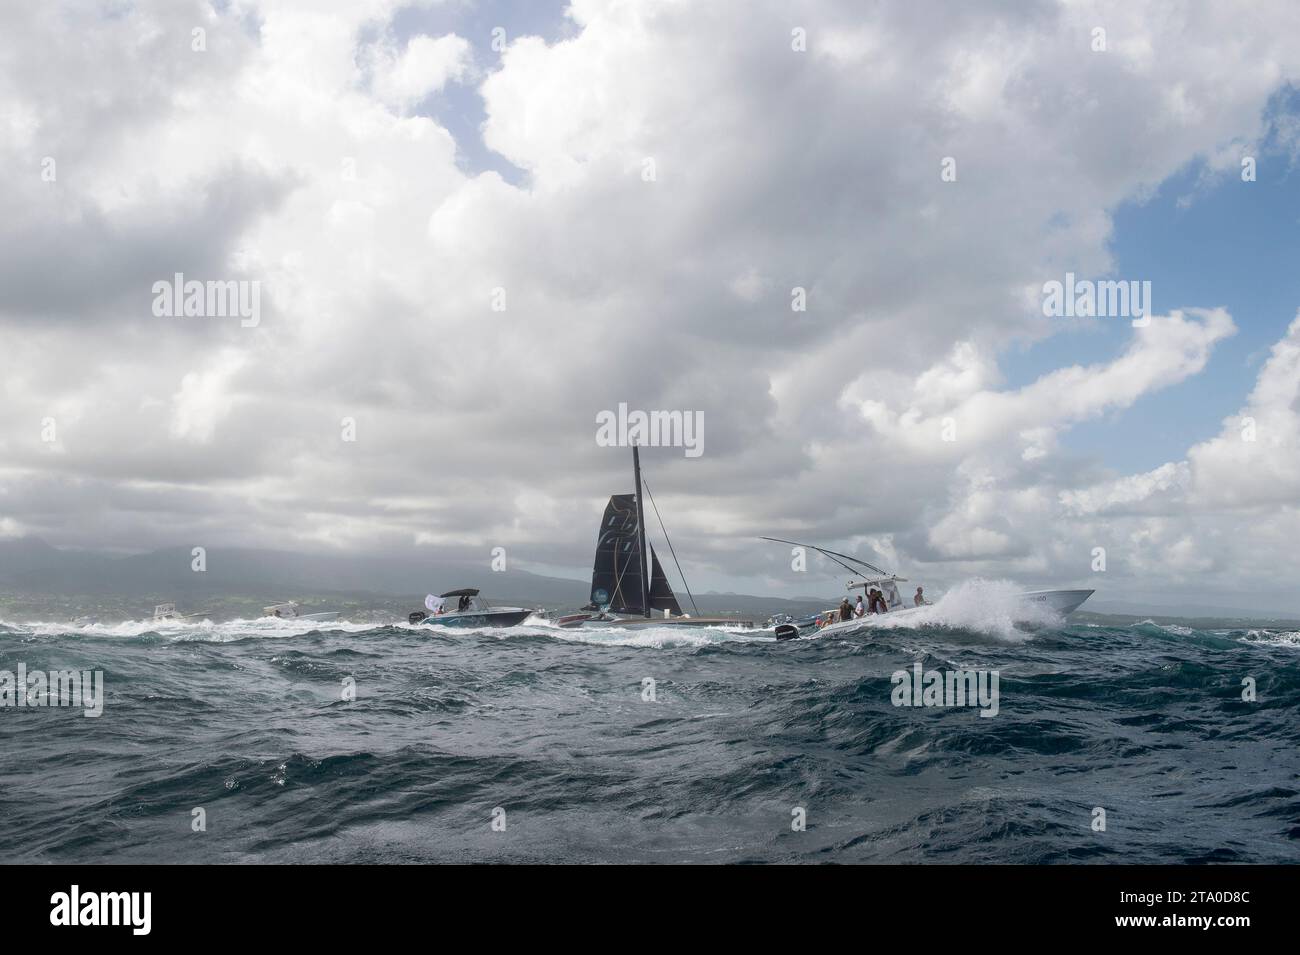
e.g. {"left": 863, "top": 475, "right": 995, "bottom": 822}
{"left": 169, "top": 350, "right": 246, "bottom": 443}
{"left": 2, "top": 0, "right": 1300, "bottom": 610}
{"left": 1188, "top": 311, "right": 1300, "bottom": 508}
{"left": 848, "top": 309, "right": 1236, "bottom": 458}
{"left": 368, "top": 33, "right": 473, "bottom": 111}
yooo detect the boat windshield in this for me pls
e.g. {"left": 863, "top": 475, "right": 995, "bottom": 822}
{"left": 449, "top": 594, "right": 489, "bottom": 613}
{"left": 849, "top": 577, "right": 907, "bottom": 611}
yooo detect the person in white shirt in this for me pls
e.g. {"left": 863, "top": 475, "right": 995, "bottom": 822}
{"left": 914, "top": 587, "right": 928, "bottom": 607}
{"left": 854, "top": 595, "right": 866, "bottom": 617}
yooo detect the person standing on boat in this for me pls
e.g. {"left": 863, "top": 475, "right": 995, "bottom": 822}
{"left": 914, "top": 587, "right": 928, "bottom": 607}
{"left": 854, "top": 594, "right": 866, "bottom": 617}
{"left": 839, "top": 597, "right": 854, "bottom": 622}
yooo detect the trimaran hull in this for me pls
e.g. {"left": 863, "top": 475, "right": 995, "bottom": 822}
{"left": 557, "top": 613, "right": 751, "bottom": 630}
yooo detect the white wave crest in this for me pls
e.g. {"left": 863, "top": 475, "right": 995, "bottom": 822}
{"left": 1239, "top": 629, "right": 1300, "bottom": 649}
{"left": 546, "top": 626, "right": 766, "bottom": 649}
{"left": 7, "top": 615, "right": 375, "bottom": 643}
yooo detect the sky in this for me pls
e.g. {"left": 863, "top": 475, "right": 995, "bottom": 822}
{"left": 2, "top": 0, "right": 1300, "bottom": 612}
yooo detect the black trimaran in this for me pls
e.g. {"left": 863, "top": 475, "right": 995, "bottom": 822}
{"left": 557, "top": 447, "right": 753, "bottom": 630}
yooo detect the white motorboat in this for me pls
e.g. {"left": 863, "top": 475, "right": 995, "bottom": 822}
{"left": 806, "top": 582, "right": 1094, "bottom": 638}
{"left": 263, "top": 601, "right": 341, "bottom": 623}
{"left": 153, "top": 603, "right": 183, "bottom": 621}
{"left": 151, "top": 602, "right": 211, "bottom": 622}
{"left": 760, "top": 538, "right": 1093, "bottom": 639}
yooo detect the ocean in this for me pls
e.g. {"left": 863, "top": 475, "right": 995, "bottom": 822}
{"left": 2, "top": 585, "right": 1298, "bottom": 864}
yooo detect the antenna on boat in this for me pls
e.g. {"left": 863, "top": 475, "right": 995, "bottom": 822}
{"left": 632, "top": 445, "right": 652, "bottom": 618}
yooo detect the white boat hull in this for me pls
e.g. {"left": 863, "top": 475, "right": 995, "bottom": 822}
{"left": 1015, "top": 589, "right": 1095, "bottom": 616}
{"left": 263, "top": 602, "right": 341, "bottom": 622}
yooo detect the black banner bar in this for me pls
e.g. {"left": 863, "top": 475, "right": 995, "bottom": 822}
{"left": 11, "top": 864, "right": 1286, "bottom": 939}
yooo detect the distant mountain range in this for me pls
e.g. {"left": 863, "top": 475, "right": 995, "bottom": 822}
{"left": 1084, "top": 599, "right": 1300, "bottom": 624}
{"left": 0, "top": 536, "right": 830, "bottom": 619}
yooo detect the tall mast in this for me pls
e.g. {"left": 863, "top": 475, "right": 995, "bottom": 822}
{"left": 632, "top": 444, "right": 651, "bottom": 617}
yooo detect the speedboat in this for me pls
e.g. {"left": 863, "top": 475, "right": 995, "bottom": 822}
{"left": 262, "top": 601, "right": 341, "bottom": 623}
{"left": 760, "top": 538, "right": 1093, "bottom": 639}
{"left": 799, "top": 583, "right": 1094, "bottom": 639}
{"left": 557, "top": 446, "right": 753, "bottom": 631}
{"left": 408, "top": 589, "right": 535, "bottom": 629}
{"left": 151, "top": 602, "right": 212, "bottom": 622}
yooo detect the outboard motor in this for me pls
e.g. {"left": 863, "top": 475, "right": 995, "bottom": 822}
{"left": 408, "top": 611, "right": 427, "bottom": 625}
{"left": 774, "top": 623, "right": 800, "bottom": 641}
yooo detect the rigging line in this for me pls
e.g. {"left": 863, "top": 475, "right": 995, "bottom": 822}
{"left": 641, "top": 479, "right": 699, "bottom": 616}
{"left": 607, "top": 516, "right": 636, "bottom": 609}
{"left": 610, "top": 539, "right": 628, "bottom": 608}
{"left": 759, "top": 536, "right": 862, "bottom": 578}
{"left": 758, "top": 536, "right": 889, "bottom": 577}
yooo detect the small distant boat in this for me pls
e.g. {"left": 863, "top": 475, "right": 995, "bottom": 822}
{"left": 408, "top": 589, "right": 535, "bottom": 629}
{"left": 760, "top": 538, "right": 1094, "bottom": 639}
{"left": 262, "top": 601, "right": 341, "bottom": 623}
{"left": 558, "top": 447, "right": 752, "bottom": 631}
{"left": 151, "top": 602, "right": 211, "bottom": 622}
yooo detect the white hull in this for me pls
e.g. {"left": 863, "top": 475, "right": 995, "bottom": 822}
{"left": 1014, "top": 589, "right": 1095, "bottom": 616}
{"left": 810, "top": 588, "right": 1094, "bottom": 637}
{"left": 263, "top": 602, "right": 341, "bottom": 622}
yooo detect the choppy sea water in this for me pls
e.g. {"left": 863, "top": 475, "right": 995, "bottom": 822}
{"left": 2, "top": 586, "right": 1298, "bottom": 864}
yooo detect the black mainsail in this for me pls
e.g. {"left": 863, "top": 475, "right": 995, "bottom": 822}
{"left": 557, "top": 446, "right": 753, "bottom": 631}
{"left": 587, "top": 493, "right": 682, "bottom": 615}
